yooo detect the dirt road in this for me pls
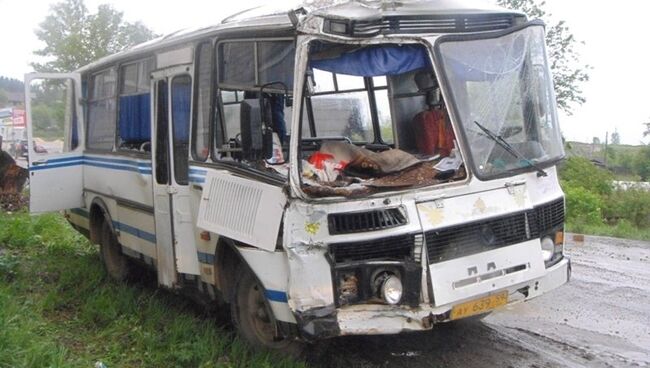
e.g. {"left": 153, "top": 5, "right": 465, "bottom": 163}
{"left": 315, "top": 235, "right": 650, "bottom": 368}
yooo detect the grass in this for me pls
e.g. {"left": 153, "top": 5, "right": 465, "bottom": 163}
{"left": 567, "top": 220, "right": 650, "bottom": 242}
{"left": 0, "top": 211, "right": 306, "bottom": 368}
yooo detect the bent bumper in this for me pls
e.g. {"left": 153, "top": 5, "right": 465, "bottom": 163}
{"left": 299, "top": 257, "right": 570, "bottom": 338}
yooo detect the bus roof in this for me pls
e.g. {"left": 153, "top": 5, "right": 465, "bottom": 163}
{"left": 76, "top": 0, "right": 521, "bottom": 74}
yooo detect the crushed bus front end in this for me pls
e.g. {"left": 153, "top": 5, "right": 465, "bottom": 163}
{"left": 278, "top": 2, "right": 570, "bottom": 339}
{"left": 283, "top": 167, "right": 569, "bottom": 338}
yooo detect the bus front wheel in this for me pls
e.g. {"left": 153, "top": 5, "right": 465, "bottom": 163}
{"left": 231, "top": 268, "right": 304, "bottom": 357}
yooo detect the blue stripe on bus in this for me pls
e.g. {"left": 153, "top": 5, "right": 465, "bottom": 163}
{"left": 188, "top": 167, "right": 207, "bottom": 183}
{"left": 30, "top": 160, "right": 85, "bottom": 171}
{"left": 40, "top": 156, "right": 85, "bottom": 164}
{"left": 29, "top": 156, "right": 152, "bottom": 174}
{"left": 30, "top": 157, "right": 210, "bottom": 181}
{"left": 113, "top": 221, "right": 157, "bottom": 243}
{"left": 84, "top": 155, "right": 151, "bottom": 168}
{"left": 84, "top": 161, "right": 152, "bottom": 174}
{"left": 189, "top": 175, "right": 205, "bottom": 183}
{"left": 197, "top": 251, "right": 215, "bottom": 264}
{"left": 265, "top": 289, "right": 289, "bottom": 303}
{"left": 69, "top": 208, "right": 89, "bottom": 218}
{"left": 68, "top": 208, "right": 156, "bottom": 243}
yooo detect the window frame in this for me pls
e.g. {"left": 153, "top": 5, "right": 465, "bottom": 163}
{"left": 116, "top": 57, "right": 155, "bottom": 153}
{"left": 191, "top": 40, "right": 215, "bottom": 162}
{"left": 86, "top": 66, "right": 118, "bottom": 152}
{"left": 170, "top": 73, "right": 193, "bottom": 186}
{"left": 212, "top": 37, "right": 295, "bottom": 162}
{"left": 215, "top": 37, "right": 295, "bottom": 93}
{"left": 304, "top": 71, "right": 392, "bottom": 145}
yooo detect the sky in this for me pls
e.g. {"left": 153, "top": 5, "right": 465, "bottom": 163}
{"left": 0, "top": 0, "right": 648, "bottom": 145}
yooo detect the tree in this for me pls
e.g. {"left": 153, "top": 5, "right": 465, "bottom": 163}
{"left": 497, "top": 0, "right": 590, "bottom": 115}
{"left": 0, "top": 90, "right": 7, "bottom": 107}
{"left": 634, "top": 146, "right": 650, "bottom": 181}
{"left": 33, "top": 0, "right": 157, "bottom": 73}
{"left": 611, "top": 130, "right": 621, "bottom": 145}
{"left": 644, "top": 119, "right": 650, "bottom": 138}
{"left": 0, "top": 77, "right": 24, "bottom": 93}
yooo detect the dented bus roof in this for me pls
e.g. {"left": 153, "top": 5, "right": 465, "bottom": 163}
{"left": 76, "top": 0, "right": 523, "bottom": 74}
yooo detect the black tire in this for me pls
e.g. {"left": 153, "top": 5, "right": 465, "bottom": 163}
{"left": 231, "top": 268, "right": 305, "bottom": 357}
{"left": 99, "top": 220, "right": 131, "bottom": 281}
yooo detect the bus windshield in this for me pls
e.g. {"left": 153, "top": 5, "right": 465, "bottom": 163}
{"left": 436, "top": 23, "right": 564, "bottom": 179}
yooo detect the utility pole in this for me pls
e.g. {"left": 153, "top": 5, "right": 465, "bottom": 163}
{"left": 604, "top": 132, "right": 609, "bottom": 168}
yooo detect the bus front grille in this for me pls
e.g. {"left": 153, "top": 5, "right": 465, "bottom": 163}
{"left": 329, "top": 233, "right": 415, "bottom": 263}
{"left": 328, "top": 207, "right": 407, "bottom": 235}
{"left": 426, "top": 198, "right": 565, "bottom": 264}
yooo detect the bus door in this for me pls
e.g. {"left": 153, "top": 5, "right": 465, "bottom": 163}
{"left": 24, "top": 73, "right": 84, "bottom": 213}
{"left": 151, "top": 66, "right": 200, "bottom": 287}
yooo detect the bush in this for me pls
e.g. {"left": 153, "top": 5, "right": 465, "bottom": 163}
{"left": 634, "top": 145, "right": 650, "bottom": 181}
{"left": 560, "top": 156, "right": 613, "bottom": 195}
{"left": 603, "top": 189, "right": 650, "bottom": 228}
{"left": 563, "top": 184, "right": 603, "bottom": 228}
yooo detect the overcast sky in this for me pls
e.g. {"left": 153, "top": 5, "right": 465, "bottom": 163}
{"left": 1, "top": 0, "right": 648, "bottom": 145}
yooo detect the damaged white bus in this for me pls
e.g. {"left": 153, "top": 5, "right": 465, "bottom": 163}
{"left": 24, "top": 0, "right": 570, "bottom": 353}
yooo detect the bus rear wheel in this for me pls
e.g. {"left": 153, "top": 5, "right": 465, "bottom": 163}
{"left": 232, "top": 269, "right": 304, "bottom": 357}
{"left": 99, "top": 221, "right": 131, "bottom": 281}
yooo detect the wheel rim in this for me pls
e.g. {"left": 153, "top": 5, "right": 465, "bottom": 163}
{"left": 245, "top": 281, "right": 287, "bottom": 347}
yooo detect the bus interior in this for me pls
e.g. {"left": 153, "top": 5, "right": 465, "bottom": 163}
{"left": 213, "top": 40, "right": 467, "bottom": 197}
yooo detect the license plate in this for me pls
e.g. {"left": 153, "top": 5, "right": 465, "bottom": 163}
{"left": 450, "top": 291, "right": 508, "bottom": 320}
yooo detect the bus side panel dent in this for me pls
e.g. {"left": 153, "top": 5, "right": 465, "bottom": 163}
{"left": 196, "top": 171, "right": 286, "bottom": 252}
{"left": 285, "top": 202, "right": 335, "bottom": 312}
{"left": 285, "top": 241, "right": 333, "bottom": 311}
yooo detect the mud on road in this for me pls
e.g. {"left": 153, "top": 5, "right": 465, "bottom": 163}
{"left": 313, "top": 235, "right": 650, "bottom": 368}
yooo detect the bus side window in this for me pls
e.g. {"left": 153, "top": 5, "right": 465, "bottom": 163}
{"left": 218, "top": 90, "right": 244, "bottom": 156}
{"left": 87, "top": 68, "right": 117, "bottom": 151}
{"left": 171, "top": 75, "right": 192, "bottom": 185}
{"left": 193, "top": 42, "right": 213, "bottom": 161}
{"left": 117, "top": 58, "right": 154, "bottom": 153}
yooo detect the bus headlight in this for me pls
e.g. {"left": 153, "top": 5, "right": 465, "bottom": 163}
{"left": 377, "top": 274, "right": 403, "bottom": 305}
{"left": 541, "top": 236, "right": 555, "bottom": 262}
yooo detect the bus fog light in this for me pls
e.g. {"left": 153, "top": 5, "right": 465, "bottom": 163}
{"left": 379, "top": 275, "right": 403, "bottom": 305}
{"left": 541, "top": 236, "right": 554, "bottom": 261}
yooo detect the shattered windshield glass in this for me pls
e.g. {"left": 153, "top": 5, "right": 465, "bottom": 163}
{"left": 436, "top": 24, "right": 564, "bottom": 179}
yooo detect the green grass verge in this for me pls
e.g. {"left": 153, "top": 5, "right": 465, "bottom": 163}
{"left": 0, "top": 211, "right": 306, "bottom": 368}
{"left": 567, "top": 220, "right": 650, "bottom": 242}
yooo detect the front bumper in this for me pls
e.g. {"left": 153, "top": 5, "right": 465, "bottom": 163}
{"left": 298, "top": 257, "right": 570, "bottom": 338}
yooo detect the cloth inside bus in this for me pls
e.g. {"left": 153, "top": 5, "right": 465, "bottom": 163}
{"left": 171, "top": 81, "right": 191, "bottom": 142}
{"left": 309, "top": 43, "right": 430, "bottom": 77}
{"left": 118, "top": 93, "right": 151, "bottom": 143}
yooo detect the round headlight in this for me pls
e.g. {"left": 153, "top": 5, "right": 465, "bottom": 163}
{"left": 381, "top": 275, "right": 403, "bottom": 305}
{"left": 541, "top": 236, "right": 554, "bottom": 261}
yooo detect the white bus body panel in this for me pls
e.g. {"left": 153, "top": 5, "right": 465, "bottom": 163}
{"left": 197, "top": 171, "right": 287, "bottom": 252}
{"left": 25, "top": 73, "right": 84, "bottom": 213}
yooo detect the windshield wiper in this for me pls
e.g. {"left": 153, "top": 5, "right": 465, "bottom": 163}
{"left": 474, "top": 121, "right": 547, "bottom": 177}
